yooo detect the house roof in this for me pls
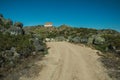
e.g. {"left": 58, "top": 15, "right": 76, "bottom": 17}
{"left": 45, "top": 22, "right": 52, "bottom": 25}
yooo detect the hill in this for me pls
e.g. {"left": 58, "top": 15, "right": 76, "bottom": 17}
{"left": 0, "top": 13, "right": 120, "bottom": 80}
{"left": 26, "top": 24, "right": 120, "bottom": 80}
{"left": 0, "top": 14, "right": 47, "bottom": 80}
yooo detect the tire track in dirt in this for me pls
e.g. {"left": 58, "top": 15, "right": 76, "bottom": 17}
{"left": 19, "top": 42, "right": 111, "bottom": 80}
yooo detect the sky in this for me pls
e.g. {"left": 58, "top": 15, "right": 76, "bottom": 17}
{"left": 0, "top": 0, "right": 120, "bottom": 31}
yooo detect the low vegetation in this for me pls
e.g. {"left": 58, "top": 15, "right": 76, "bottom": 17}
{"left": 0, "top": 14, "right": 47, "bottom": 79}
{"left": 0, "top": 13, "right": 120, "bottom": 80}
{"left": 29, "top": 24, "right": 120, "bottom": 80}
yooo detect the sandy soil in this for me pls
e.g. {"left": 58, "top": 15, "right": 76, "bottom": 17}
{"left": 20, "top": 42, "right": 111, "bottom": 80}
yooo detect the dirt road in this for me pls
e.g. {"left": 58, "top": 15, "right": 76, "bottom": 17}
{"left": 20, "top": 42, "right": 111, "bottom": 80}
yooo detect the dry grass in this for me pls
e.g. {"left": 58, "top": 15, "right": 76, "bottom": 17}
{"left": 99, "top": 53, "right": 120, "bottom": 80}
{"left": 0, "top": 53, "right": 44, "bottom": 80}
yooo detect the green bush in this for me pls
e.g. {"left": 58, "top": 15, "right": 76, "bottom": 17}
{"left": 102, "top": 34, "right": 120, "bottom": 50}
{"left": 0, "top": 33, "right": 35, "bottom": 53}
{"left": 94, "top": 44, "right": 108, "bottom": 52}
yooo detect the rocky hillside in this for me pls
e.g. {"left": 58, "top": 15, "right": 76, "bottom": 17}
{"left": 0, "top": 14, "right": 47, "bottom": 79}
{"left": 27, "top": 24, "right": 120, "bottom": 80}
{"left": 0, "top": 13, "right": 120, "bottom": 79}
{"left": 28, "top": 24, "right": 120, "bottom": 54}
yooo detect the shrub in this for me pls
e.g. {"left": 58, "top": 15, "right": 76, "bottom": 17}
{"left": 14, "top": 22, "right": 23, "bottom": 28}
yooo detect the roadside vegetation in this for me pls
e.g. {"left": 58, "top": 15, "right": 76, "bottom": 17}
{"left": 0, "top": 13, "right": 120, "bottom": 80}
{"left": 0, "top": 14, "right": 47, "bottom": 80}
{"left": 29, "top": 24, "right": 120, "bottom": 80}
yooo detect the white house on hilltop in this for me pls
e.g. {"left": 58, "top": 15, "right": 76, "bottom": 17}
{"left": 44, "top": 22, "right": 53, "bottom": 27}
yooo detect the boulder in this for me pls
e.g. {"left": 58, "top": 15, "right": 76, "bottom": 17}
{"left": 10, "top": 47, "right": 20, "bottom": 58}
{"left": 33, "top": 38, "right": 44, "bottom": 51}
{"left": 5, "top": 50, "right": 14, "bottom": 57}
{"left": 88, "top": 35, "right": 105, "bottom": 45}
{"left": 8, "top": 26, "right": 24, "bottom": 35}
{"left": 32, "top": 52, "right": 36, "bottom": 55}
{"left": 13, "top": 52, "right": 20, "bottom": 58}
{"left": 87, "top": 35, "right": 95, "bottom": 44}
{"left": 68, "top": 36, "right": 72, "bottom": 42}
{"left": 14, "top": 22, "right": 23, "bottom": 28}
{"left": 94, "top": 36, "right": 105, "bottom": 45}
{"left": 80, "top": 37, "right": 88, "bottom": 43}
{"left": 55, "top": 36, "right": 66, "bottom": 41}
{"left": 50, "top": 38, "right": 55, "bottom": 42}
{"left": 8, "top": 60, "right": 15, "bottom": 67}
{"left": 71, "top": 37, "right": 81, "bottom": 43}
{"left": 45, "top": 38, "right": 51, "bottom": 42}
{"left": 10, "top": 47, "right": 16, "bottom": 52}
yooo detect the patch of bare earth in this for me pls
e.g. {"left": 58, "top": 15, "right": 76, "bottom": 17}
{"left": 19, "top": 42, "right": 111, "bottom": 80}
